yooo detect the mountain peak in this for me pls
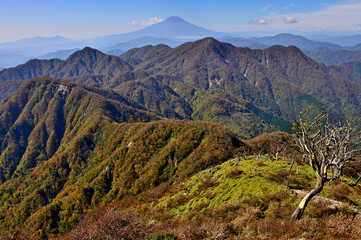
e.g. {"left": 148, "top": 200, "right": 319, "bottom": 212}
{"left": 163, "top": 16, "right": 188, "bottom": 24}
{"left": 274, "top": 33, "right": 308, "bottom": 40}
{"left": 81, "top": 46, "right": 102, "bottom": 52}
{"left": 68, "top": 46, "right": 105, "bottom": 59}
{"left": 193, "top": 37, "right": 235, "bottom": 50}
{"left": 196, "top": 37, "right": 220, "bottom": 46}
{"left": 132, "top": 16, "right": 223, "bottom": 39}
{"left": 276, "top": 33, "right": 301, "bottom": 37}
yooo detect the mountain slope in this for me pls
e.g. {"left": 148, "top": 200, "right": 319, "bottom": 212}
{"left": 1, "top": 38, "right": 361, "bottom": 138}
{"left": 328, "top": 64, "right": 361, "bottom": 85}
{"left": 122, "top": 38, "right": 301, "bottom": 135}
{"left": 305, "top": 49, "right": 361, "bottom": 65}
{"left": 62, "top": 152, "right": 361, "bottom": 240}
{"left": 123, "top": 38, "right": 360, "bottom": 122}
{"left": 114, "top": 75, "right": 194, "bottom": 119}
{"left": 0, "top": 47, "right": 132, "bottom": 92}
{"left": 340, "top": 61, "right": 361, "bottom": 77}
{"left": 258, "top": 45, "right": 361, "bottom": 118}
{"left": 0, "top": 77, "right": 157, "bottom": 182}
{"left": 0, "top": 77, "right": 242, "bottom": 238}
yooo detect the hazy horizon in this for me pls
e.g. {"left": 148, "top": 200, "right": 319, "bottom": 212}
{"left": 1, "top": 0, "right": 361, "bottom": 44}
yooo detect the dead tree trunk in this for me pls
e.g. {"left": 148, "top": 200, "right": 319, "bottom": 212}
{"left": 288, "top": 157, "right": 295, "bottom": 174}
{"left": 291, "top": 175, "right": 324, "bottom": 220}
{"left": 291, "top": 106, "right": 360, "bottom": 220}
{"left": 349, "top": 173, "right": 361, "bottom": 187}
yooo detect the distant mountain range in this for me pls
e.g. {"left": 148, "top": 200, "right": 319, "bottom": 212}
{"left": 3, "top": 16, "right": 361, "bottom": 68}
{"left": 1, "top": 38, "right": 361, "bottom": 138}
{"left": 218, "top": 36, "right": 267, "bottom": 49}
{"left": 36, "top": 48, "right": 80, "bottom": 60}
{"left": 308, "top": 34, "right": 361, "bottom": 46}
{"left": 0, "top": 16, "right": 223, "bottom": 68}
{"left": 252, "top": 33, "right": 346, "bottom": 51}
{"left": 304, "top": 49, "right": 361, "bottom": 66}
{"left": 0, "top": 35, "right": 82, "bottom": 59}
{"left": 0, "top": 35, "right": 70, "bottom": 49}
{"left": 88, "top": 16, "right": 224, "bottom": 48}
{"left": 99, "top": 36, "right": 182, "bottom": 54}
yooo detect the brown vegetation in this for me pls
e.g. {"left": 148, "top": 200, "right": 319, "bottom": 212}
{"left": 61, "top": 190, "right": 361, "bottom": 240}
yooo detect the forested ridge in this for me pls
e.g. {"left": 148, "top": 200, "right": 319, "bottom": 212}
{"left": 0, "top": 38, "right": 361, "bottom": 239}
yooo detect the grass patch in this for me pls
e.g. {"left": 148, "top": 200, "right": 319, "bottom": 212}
{"left": 157, "top": 156, "right": 315, "bottom": 218}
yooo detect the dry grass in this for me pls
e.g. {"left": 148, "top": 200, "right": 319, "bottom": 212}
{"left": 60, "top": 198, "right": 361, "bottom": 240}
{"left": 61, "top": 207, "right": 152, "bottom": 240}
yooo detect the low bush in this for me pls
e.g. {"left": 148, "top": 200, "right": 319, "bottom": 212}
{"left": 62, "top": 207, "right": 152, "bottom": 240}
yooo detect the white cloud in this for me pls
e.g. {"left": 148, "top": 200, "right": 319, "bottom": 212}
{"left": 260, "top": 4, "right": 274, "bottom": 12}
{"left": 281, "top": 2, "right": 361, "bottom": 31}
{"left": 131, "top": 17, "right": 164, "bottom": 26}
{"left": 257, "top": 19, "right": 268, "bottom": 25}
{"left": 249, "top": 19, "right": 268, "bottom": 25}
{"left": 239, "top": 1, "right": 361, "bottom": 32}
{"left": 283, "top": 16, "right": 297, "bottom": 24}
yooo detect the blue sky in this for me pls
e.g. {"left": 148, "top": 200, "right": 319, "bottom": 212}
{"left": 1, "top": 0, "right": 361, "bottom": 43}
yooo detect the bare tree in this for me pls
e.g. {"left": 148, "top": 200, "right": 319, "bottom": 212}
{"left": 291, "top": 107, "right": 360, "bottom": 220}
{"left": 270, "top": 142, "right": 286, "bottom": 160}
{"left": 349, "top": 172, "right": 361, "bottom": 187}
